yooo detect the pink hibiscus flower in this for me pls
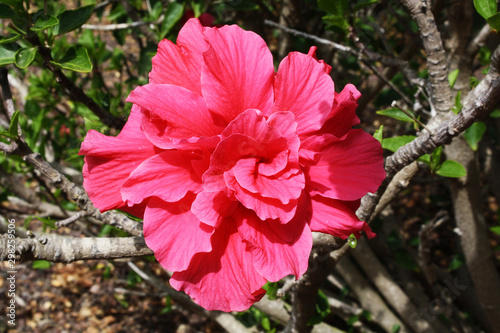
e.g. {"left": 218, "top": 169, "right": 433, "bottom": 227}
{"left": 79, "top": 18, "right": 385, "bottom": 312}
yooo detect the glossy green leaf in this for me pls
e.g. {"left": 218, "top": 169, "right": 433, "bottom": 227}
{"left": 0, "top": 33, "right": 20, "bottom": 44}
{"left": 435, "top": 160, "right": 467, "bottom": 178}
{"left": 0, "top": 3, "right": 14, "bottom": 18}
{"left": 382, "top": 135, "right": 416, "bottom": 152}
{"left": 448, "top": 69, "right": 459, "bottom": 88}
{"left": 373, "top": 125, "right": 383, "bottom": 143}
{"left": 14, "top": 46, "right": 36, "bottom": 68}
{"left": 463, "top": 121, "right": 486, "bottom": 151}
{"left": 54, "top": 4, "right": 95, "bottom": 35}
{"left": 31, "top": 14, "right": 59, "bottom": 32}
{"left": 51, "top": 45, "right": 92, "bottom": 72}
{"left": 376, "top": 107, "right": 415, "bottom": 122}
{"left": 474, "top": 0, "right": 497, "bottom": 19}
{"left": 159, "top": 2, "right": 185, "bottom": 39}
{"left": 487, "top": 12, "right": 500, "bottom": 31}
{"left": 0, "top": 42, "right": 20, "bottom": 66}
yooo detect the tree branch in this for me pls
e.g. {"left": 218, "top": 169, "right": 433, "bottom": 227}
{"left": 0, "top": 234, "right": 152, "bottom": 262}
{"left": 400, "top": 0, "right": 454, "bottom": 113}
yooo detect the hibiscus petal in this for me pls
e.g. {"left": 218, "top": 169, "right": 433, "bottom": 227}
{"left": 309, "top": 195, "right": 375, "bottom": 239}
{"left": 121, "top": 150, "right": 204, "bottom": 205}
{"left": 236, "top": 208, "right": 312, "bottom": 281}
{"left": 127, "top": 84, "right": 222, "bottom": 142}
{"left": 233, "top": 158, "right": 305, "bottom": 204}
{"left": 144, "top": 196, "right": 214, "bottom": 272}
{"left": 273, "top": 52, "right": 334, "bottom": 135}
{"left": 149, "top": 19, "right": 207, "bottom": 94}
{"left": 202, "top": 25, "right": 274, "bottom": 123}
{"left": 320, "top": 84, "right": 361, "bottom": 139}
{"left": 224, "top": 169, "right": 298, "bottom": 223}
{"left": 170, "top": 218, "right": 266, "bottom": 312}
{"left": 307, "top": 129, "right": 385, "bottom": 201}
{"left": 79, "top": 105, "right": 156, "bottom": 212}
{"left": 191, "top": 190, "right": 238, "bottom": 227}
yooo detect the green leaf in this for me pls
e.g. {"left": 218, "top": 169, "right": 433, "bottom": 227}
{"left": 54, "top": 4, "right": 95, "bottom": 35}
{"left": 261, "top": 316, "right": 271, "bottom": 331}
{"left": 473, "top": 0, "right": 497, "bottom": 19}
{"left": 435, "top": 160, "right": 467, "bottom": 178}
{"left": 470, "top": 76, "right": 479, "bottom": 88}
{"left": 31, "top": 14, "right": 59, "bottom": 32}
{"left": 391, "top": 324, "right": 401, "bottom": 333}
{"left": 448, "top": 255, "right": 464, "bottom": 271}
{"left": 463, "top": 121, "right": 486, "bottom": 151}
{"left": 373, "top": 125, "right": 383, "bottom": 143}
{"left": 0, "top": 33, "right": 21, "bottom": 44}
{"left": 51, "top": 45, "right": 92, "bottom": 72}
{"left": 490, "top": 109, "right": 500, "bottom": 118}
{"left": 32, "top": 260, "right": 51, "bottom": 269}
{"left": 14, "top": 46, "right": 36, "bottom": 68}
{"left": 452, "top": 90, "right": 462, "bottom": 114}
{"left": 159, "top": 2, "right": 185, "bottom": 39}
{"left": 490, "top": 226, "right": 500, "bottom": 235}
{"left": 418, "top": 154, "right": 431, "bottom": 164}
{"left": 448, "top": 69, "right": 459, "bottom": 88}
{"left": 348, "top": 234, "right": 357, "bottom": 248}
{"left": 37, "top": 216, "right": 57, "bottom": 229}
{"left": 0, "top": 3, "right": 15, "bottom": 18}
{"left": 376, "top": 107, "right": 415, "bottom": 123}
{"left": 382, "top": 135, "right": 416, "bottom": 152}
{"left": 262, "top": 281, "right": 279, "bottom": 300}
{"left": 431, "top": 146, "right": 443, "bottom": 171}
{"left": 487, "top": 12, "right": 500, "bottom": 31}
{"left": 8, "top": 109, "right": 20, "bottom": 138}
{"left": 0, "top": 42, "right": 20, "bottom": 66}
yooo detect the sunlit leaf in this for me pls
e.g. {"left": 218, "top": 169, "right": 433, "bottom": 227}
{"left": 435, "top": 160, "right": 467, "bottom": 178}
{"left": 473, "top": 0, "right": 497, "bottom": 19}
{"left": 382, "top": 135, "right": 416, "bottom": 152}
{"left": 0, "top": 33, "right": 21, "bottom": 44}
{"left": 373, "top": 125, "right": 383, "bottom": 143}
{"left": 32, "top": 260, "right": 51, "bottom": 269}
{"left": 377, "top": 107, "right": 415, "bottom": 123}
{"left": 51, "top": 45, "right": 92, "bottom": 72}
{"left": 14, "top": 46, "right": 36, "bottom": 68}
{"left": 448, "top": 69, "right": 459, "bottom": 88}
{"left": 31, "top": 14, "right": 59, "bottom": 32}
{"left": 0, "top": 42, "right": 20, "bottom": 66}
